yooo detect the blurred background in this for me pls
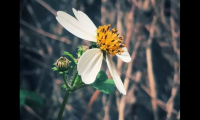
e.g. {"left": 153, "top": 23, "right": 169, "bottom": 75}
{"left": 20, "top": 0, "right": 180, "bottom": 120}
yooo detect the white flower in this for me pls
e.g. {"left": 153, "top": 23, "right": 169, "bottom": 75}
{"left": 56, "top": 8, "right": 131, "bottom": 95}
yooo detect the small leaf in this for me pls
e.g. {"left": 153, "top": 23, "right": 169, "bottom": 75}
{"left": 64, "top": 71, "right": 69, "bottom": 74}
{"left": 53, "top": 62, "right": 56, "bottom": 65}
{"left": 74, "top": 75, "right": 83, "bottom": 87}
{"left": 93, "top": 79, "right": 115, "bottom": 94}
{"left": 92, "top": 70, "right": 108, "bottom": 85}
{"left": 59, "top": 71, "right": 63, "bottom": 74}
{"left": 61, "top": 84, "right": 67, "bottom": 90}
{"left": 52, "top": 67, "right": 58, "bottom": 71}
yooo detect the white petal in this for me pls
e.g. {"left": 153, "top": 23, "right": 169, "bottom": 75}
{"left": 116, "top": 47, "right": 131, "bottom": 63}
{"left": 56, "top": 11, "right": 96, "bottom": 42}
{"left": 56, "top": 17, "right": 93, "bottom": 41}
{"left": 81, "top": 74, "right": 97, "bottom": 84}
{"left": 72, "top": 8, "right": 97, "bottom": 36}
{"left": 106, "top": 54, "right": 126, "bottom": 95}
{"left": 77, "top": 48, "right": 103, "bottom": 84}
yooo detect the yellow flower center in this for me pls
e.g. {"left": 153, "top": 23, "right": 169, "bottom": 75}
{"left": 96, "top": 24, "right": 126, "bottom": 56}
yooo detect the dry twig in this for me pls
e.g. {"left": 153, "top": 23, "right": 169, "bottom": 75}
{"left": 35, "top": 0, "right": 57, "bottom": 16}
{"left": 146, "top": 16, "right": 158, "bottom": 120}
{"left": 20, "top": 19, "right": 71, "bottom": 44}
{"left": 23, "top": 105, "right": 44, "bottom": 120}
{"left": 118, "top": 37, "right": 141, "bottom": 120}
{"left": 82, "top": 90, "right": 101, "bottom": 120}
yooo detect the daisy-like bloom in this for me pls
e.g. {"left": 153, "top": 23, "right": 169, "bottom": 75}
{"left": 56, "top": 8, "right": 131, "bottom": 95}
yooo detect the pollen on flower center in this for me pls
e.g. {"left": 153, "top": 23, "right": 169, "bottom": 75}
{"left": 96, "top": 24, "right": 126, "bottom": 56}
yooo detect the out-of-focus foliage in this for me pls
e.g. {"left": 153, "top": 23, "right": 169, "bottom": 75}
{"left": 20, "top": 89, "right": 43, "bottom": 107}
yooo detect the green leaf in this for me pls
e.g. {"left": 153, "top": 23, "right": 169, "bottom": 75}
{"left": 20, "top": 89, "right": 43, "bottom": 108}
{"left": 20, "top": 90, "right": 27, "bottom": 106}
{"left": 63, "top": 51, "right": 76, "bottom": 64}
{"left": 52, "top": 67, "right": 58, "bottom": 71}
{"left": 59, "top": 71, "right": 63, "bottom": 74}
{"left": 92, "top": 70, "right": 108, "bottom": 85}
{"left": 25, "top": 91, "right": 43, "bottom": 107}
{"left": 64, "top": 71, "right": 69, "bottom": 74}
{"left": 74, "top": 75, "right": 83, "bottom": 87}
{"left": 93, "top": 79, "right": 115, "bottom": 94}
{"left": 61, "top": 84, "right": 67, "bottom": 90}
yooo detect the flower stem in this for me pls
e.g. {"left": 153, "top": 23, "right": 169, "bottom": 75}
{"left": 57, "top": 90, "right": 70, "bottom": 120}
{"left": 57, "top": 73, "right": 71, "bottom": 120}
{"left": 63, "top": 73, "right": 71, "bottom": 89}
{"left": 70, "top": 70, "right": 78, "bottom": 87}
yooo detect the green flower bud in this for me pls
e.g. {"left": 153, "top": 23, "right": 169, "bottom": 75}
{"left": 77, "top": 46, "right": 89, "bottom": 58}
{"left": 75, "top": 58, "right": 79, "bottom": 63}
{"left": 56, "top": 57, "right": 70, "bottom": 71}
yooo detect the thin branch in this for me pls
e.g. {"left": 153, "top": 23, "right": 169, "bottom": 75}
{"left": 23, "top": 53, "right": 50, "bottom": 69}
{"left": 82, "top": 90, "right": 100, "bottom": 120}
{"left": 126, "top": 71, "right": 142, "bottom": 105}
{"left": 118, "top": 36, "right": 141, "bottom": 120}
{"left": 23, "top": 105, "right": 44, "bottom": 120}
{"left": 166, "top": 62, "right": 179, "bottom": 119}
{"left": 26, "top": 3, "right": 42, "bottom": 28}
{"left": 140, "top": 84, "right": 178, "bottom": 115}
{"left": 177, "top": 110, "right": 180, "bottom": 120}
{"left": 125, "top": 5, "right": 135, "bottom": 50}
{"left": 103, "top": 95, "right": 112, "bottom": 120}
{"left": 35, "top": 0, "right": 57, "bottom": 16}
{"left": 165, "top": 5, "right": 180, "bottom": 118}
{"left": 146, "top": 16, "right": 158, "bottom": 120}
{"left": 20, "top": 19, "right": 71, "bottom": 44}
{"left": 20, "top": 44, "right": 47, "bottom": 58}
{"left": 170, "top": 17, "right": 180, "bottom": 61}
{"left": 160, "top": 0, "right": 171, "bottom": 31}
{"left": 150, "top": 0, "right": 159, "bottom": 16}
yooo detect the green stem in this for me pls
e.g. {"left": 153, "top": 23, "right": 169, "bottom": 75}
{"left": 57, "top": 90, "right": 70, "bottom": 120}
{"left": 57, "top": 68, "right": 78, "bottom": 120}
{"left": 70, "top": 69, "right": 78, "bottom": 87}
{"left": 63, "top": 73, "right": 71, "bottom": 89}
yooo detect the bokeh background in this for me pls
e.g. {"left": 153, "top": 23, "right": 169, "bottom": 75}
{"left": 20, "top": 0, "right": 180, "bottom": 120}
